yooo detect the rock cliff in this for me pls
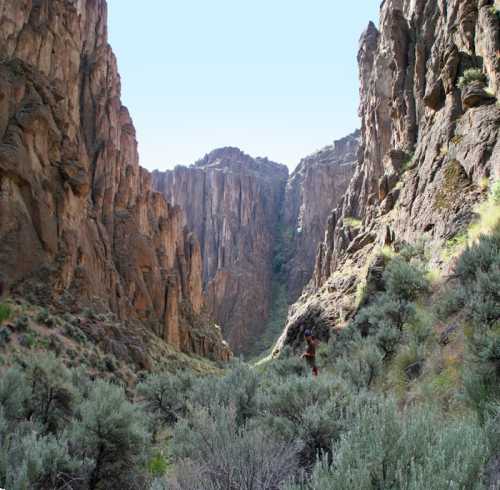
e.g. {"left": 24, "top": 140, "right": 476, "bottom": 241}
{"left": 282, "top": 130, "right": 359, "bottom": 301}
{"left": 0, "top": 0, "right": 231, "bottom": 361}
{"left": 152, "top": 148, "right": 289, "bottom": 353}
{"left": 152, "top": 136, "right": 359, "bottom": 354}
{"left": 276, "top": 0, "right": 500, "bottom": 351}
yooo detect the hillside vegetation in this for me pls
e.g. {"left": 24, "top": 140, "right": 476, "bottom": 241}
{"left": 1, "top": 183, "right": 499, "bottom": 489}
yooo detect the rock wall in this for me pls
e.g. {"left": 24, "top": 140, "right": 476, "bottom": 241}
{"left": 0, "top": 0, "right": 231, "bottom": 361}
{"left": 152, "top": 148, "right": 289, "bottom": 353}
{"left": 276, "top": 0, "right": 500, "bottom": 351}
{"left": 283, "top": 130, "right": 359, "bottom": 301}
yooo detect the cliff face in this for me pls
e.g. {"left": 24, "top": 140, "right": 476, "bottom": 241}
{"left": 0, "top": 0, "right": 231, "bottom": 361}
{"left": 152, "top": 148, "right": 289, "bottom": 353}
{"left": 283, "top": 130, "right": 359, "bottom": 301}
{"left": 276, "top": 0, "right": 500, "bottom": 351}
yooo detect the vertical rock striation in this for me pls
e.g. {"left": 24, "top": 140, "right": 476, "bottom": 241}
{"left": 283, "top": 130, "right": 359, "bottom": 301}
{"left": 0, "top": 0, "right": 231, "bottom": 361}
{"left": 153, "top": 148, "right": 289, "bottom": 353}
{"left": 152, "top": 136, "right": 358, "bottom": 354}
{"left": 276, "top": 0, "right": 500, "bottom": 351}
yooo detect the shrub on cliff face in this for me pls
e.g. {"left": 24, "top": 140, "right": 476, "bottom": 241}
{"left": 457, "top": 68, "right": 487, "bottom": 89}
{"left": 0, "top": 303, "right": 11, "bottom": 325}
{"left": 383, "top": 257, "right": 430, "bottom": 302}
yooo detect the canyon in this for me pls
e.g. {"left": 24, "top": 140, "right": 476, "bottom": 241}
{"left": 152, "top": 132, "right": 359, "bottom": 354}
{"left": 0, "top": 0, "right": 498, "bottom": 365}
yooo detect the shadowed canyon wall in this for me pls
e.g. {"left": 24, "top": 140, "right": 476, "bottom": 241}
{"left": 0, "top": 0, "right": 231, "bottom": 361}
{"left": 276, "top": 0, "right": 500, "bottom": 352}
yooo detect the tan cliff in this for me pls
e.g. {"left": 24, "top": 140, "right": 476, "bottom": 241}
{"left": 0, "top": 0, "right": 231, "bottom": 361}
{"left": 276, "top": 0, "right": 500, "bottom": 351}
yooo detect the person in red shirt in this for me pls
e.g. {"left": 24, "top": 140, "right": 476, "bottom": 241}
{"left": 301, "top": 329, "right": 319, "bottom": 377}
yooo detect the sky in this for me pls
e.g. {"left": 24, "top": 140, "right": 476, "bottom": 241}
{"left": 107, "top": 1, "right": 381, "bottom": 171}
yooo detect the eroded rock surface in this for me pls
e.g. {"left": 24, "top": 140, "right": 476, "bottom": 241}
{"left": 0, "top": 0, "right": 231, "bottom": 362}
{"left": 153, "top": 148, "right": 288, "bottom": 353}
{"left": 283, "top": 130, "right": 359, "bottom": 301}
{"left": 276, "top": 0, "right": 500, "bottom": 352}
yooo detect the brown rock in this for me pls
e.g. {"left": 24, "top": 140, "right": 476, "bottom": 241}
{"left": 461, "top": 81, "right": 496, "bottom": 109}
{"left": 275, "top": 0, "right": 500, "bottom": 353}
{"left": 0, "top": 0, "right": 231, "bottom": 361}
{"left": 282, "top": 130, "right": 359, "bottom": 301}
{"left": 153, "top": 148, "right": 288, "bottom": 354}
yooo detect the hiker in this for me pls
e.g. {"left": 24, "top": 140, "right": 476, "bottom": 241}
{"left": 301, "top": 329, "right": 319, "bottom": 377}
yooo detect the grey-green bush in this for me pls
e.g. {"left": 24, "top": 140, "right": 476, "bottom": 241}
{"left": 170, "top": 403, "right": 300, "bottom": 490}
{"left": 71, "top": 379, "right": 150, "bottom": 490}
{"left": 383, "top": 257, "right": 430, "bottom": 302}
{"left": 295, "top": 397, "right": 488, "bottom": 490}
{"left": 335, "top": 339, "right": 384, "bottom": 390}
{"left": 138, "top": 371, "right": 194, "bottom": 426}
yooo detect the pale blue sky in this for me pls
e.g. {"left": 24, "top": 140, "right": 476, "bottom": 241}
{"left": 107, "top": 1, "right": 381, "bottom": 171}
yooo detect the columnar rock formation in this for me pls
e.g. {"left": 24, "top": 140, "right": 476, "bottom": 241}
{"left": 153, "top": 148, "right": 289, "bottom": 353}
{"left": 0, "top": 0, "right": 231, "bottom": 361}
{"left": 283, "top": 130, "right": 359, "bottom": 301}
{"left": 277, "top": 0, "right": 500, "bottom": 351}
{"left": 153, "top": 137, "right": 359, "bottom": 353}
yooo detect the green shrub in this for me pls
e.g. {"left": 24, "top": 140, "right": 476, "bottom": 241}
{"left": 399, "top": 239, "right": 428, "bottom": 263}
{"left": 335, "top": 339, "right": 384, "bottom": 390}
{"left": 71, "top": 379, "right": 150, "bottom": 490}
{"left": 492, "top": 181, "right": 500, "bottom": 204}
{"left": 383, "top": 258, "right": 430, "bottom": 302}
{"left": 343, "top": 217, "right": 362, "bottom": 228}
{"left": 0, "top": 431, "right": 84, "bottom": 490}
{"left": 268, "top": 349, "right": 309, "bottom": 377}
{"left": 258, "top": 375, "right": 349, "bottom": 467}
{"left": 148, "top": 451, "right": 169, "bottom": 477}
{"left": 0, "top": 304, "right": 11, "bottom": 324}
{"left": 434, "top": 287, "right": 465, "bottom": 320}
{"left": 457, "top": 68, "right": 487, "bottom": 89}
{"left": 24, "top": 353, "right": 76, "bottom": 433}
{"left": 0, "top": 367, "right": 31, "bottom": 421}
{"left": 301, "top": 398, "right": 488, "bottom": 490}
{"left": 0, "top": 327, "right": 11, "bottom": 347}
{"left": 468, "top": 267, "right": 500, "bottom": 326}
{"left": 138, "top": 371, "right": 194, "bottom": 426}
{"left": 13, "top": 315, "right": 29, "bottom": 332}
{"left": 353, "top": 293, "right": 415, "bottom": 336}
{"left": 190, "top": 363, "right": 260, "bottom": 426}
{"left": 36, "top": 308, "right": 55, "bottom": 327}
{"left": 455, "top": 231, "right": 500, "bottom": 285}
{"left": 64, "top": 323, "right": 88, "bottom": 343}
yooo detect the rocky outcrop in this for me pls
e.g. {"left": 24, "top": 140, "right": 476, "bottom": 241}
{"left": 276, "top": 0, "right": 500, "bottom": 352}
{"left": 152, "top": 148, "right": 288, "bottom": 353}
{"left": 0, "top": 0, "right": 231, "bottom": 361}
{"left": 282, "top": 130, "right": 359, "bottom": 301}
